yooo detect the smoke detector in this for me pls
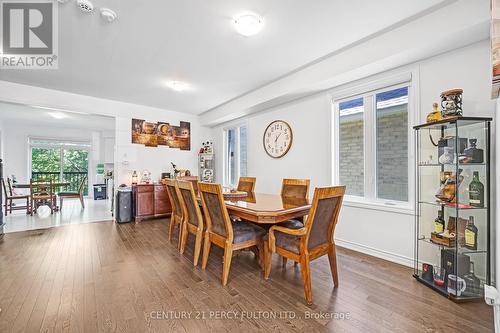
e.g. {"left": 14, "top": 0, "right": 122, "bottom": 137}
{"left": 100, "top": 8, "right": 117, "bottom": 23}
{"left": 77, "top": 0, "right": 94, "bottom": 13}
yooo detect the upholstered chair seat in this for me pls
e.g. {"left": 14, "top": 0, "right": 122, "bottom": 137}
{"left": 232, "top": 221, "right": 266, "bottom": 244}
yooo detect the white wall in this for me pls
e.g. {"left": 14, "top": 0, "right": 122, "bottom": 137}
{"left": 210, "top": 40, "right": 496, "bottom": 267}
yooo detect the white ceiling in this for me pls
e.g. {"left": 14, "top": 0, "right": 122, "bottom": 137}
{"left": 0, "top": 0, "right": 443, "bottom": 114}
{"left": 0, "top": 102, "right": 115, "bottom": 131}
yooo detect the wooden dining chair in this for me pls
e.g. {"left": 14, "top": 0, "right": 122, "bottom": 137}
{"left": 281, "top": 178, "right": 310, "bottom": 199}
{"left": 2, "top": 178, "right": 30, "bottom": 216}
{"left": 177, "top": 180, "right": 204, "bottom": 266}
{"left": 266, "top": 186, "right": 345, "bottom": 305}
{"left": 58, "top": 176, "right": 87, "bottom": 210}
{"left": 164, "top": 179, "right": 183, "bottom": 248}
{"left": 237, "top": 177, "right": 256, "bottom": 193}
{"left": 30, "top": 179, "right": 57, "bottom": 215}
{"left": 199, "top": 182, "right": 266, "bottom": 286}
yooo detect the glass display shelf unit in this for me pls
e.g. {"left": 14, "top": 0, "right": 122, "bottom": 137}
{"left": 413, "top": 117, "right": 491, "bottom": 302}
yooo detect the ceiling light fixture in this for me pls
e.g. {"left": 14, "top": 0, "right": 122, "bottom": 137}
{"left": 100, "top": 8, "right": 117, "bottom": 23}
{"left": 233, "top": 12, "right": 264, "bottom": 36}
{"left": 165, "top": 80, "right": 190, "bottom": 92}
{"left": 48, "top": 112, "right": 68, "bottom": 119}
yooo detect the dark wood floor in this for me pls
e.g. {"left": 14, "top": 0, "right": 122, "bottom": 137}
{"left": 0, "top": 219, "right": 493, "bottom": 333}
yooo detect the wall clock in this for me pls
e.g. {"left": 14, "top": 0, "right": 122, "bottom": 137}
{"left": 263, "top": 120, "right": 293, "bottom": 158}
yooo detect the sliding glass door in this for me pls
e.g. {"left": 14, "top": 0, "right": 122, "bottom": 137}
{"left": 30, "top": 139, "right": 90, "bottom": 195}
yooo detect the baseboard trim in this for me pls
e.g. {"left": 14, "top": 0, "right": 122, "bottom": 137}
{"left": 336, "top": 238, "right": 414, "bottom": 268}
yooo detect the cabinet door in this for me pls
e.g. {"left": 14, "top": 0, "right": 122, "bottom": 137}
{"left": 136, "top": 191, "right": 154, "bottom": 216}
{"left": 154, "top": 186, "right": 171, "bottom": 215}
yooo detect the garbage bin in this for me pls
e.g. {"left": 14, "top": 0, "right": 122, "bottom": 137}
{"left": 93, "top": 184, "right": 107, "bottom": 200}
{"left": 115, "top": 187, "right": 133, "bottom": 223}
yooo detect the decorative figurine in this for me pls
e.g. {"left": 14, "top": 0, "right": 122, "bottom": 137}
{"left": 440, "top": 89, "right": 463, "bottom": 118}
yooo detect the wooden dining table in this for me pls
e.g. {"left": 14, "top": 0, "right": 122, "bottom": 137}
{"left": 224, "top": 193, "right": 311, "bottom": 224}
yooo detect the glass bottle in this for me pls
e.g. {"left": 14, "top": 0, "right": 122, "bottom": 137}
{"left": 426, "top": 102, "right": 443, "bottom": 123}
{"left": 434, "top": 210, "right": 445, "bottom": 233}
{"left": 463, "top": 262, "right": 481, "bottom": 296}
{"left": 469, "top": 171, "right": 484, "bottom": 208}
{"left": 463, "top": 139, "right": 484, "bottom": 163}
{"left": 464, "top": 216, "right": 478, "bottom": 250}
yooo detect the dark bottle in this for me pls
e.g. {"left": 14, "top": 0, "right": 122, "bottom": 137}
{"left": 463, "top": 139, "right": 484, "bottom": 163}
{"left": 469, "top": 171, "right": 484, "bottom": 208}
{"left": 463, "top": 262, "right": 481, "bottom": 296}
{"left": 464, "top": 216, "right": 478, "bottom": 250}
{"left": 434, "top": 210, "right": 445, "bottom": 233}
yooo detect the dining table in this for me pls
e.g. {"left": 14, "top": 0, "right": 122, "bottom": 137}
{"left": 224, "top": 192, "right": 311, "bottom": 224}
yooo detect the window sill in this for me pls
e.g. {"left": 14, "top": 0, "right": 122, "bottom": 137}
{"left": 343, "top": 197, "right": 415, "bottom": 215}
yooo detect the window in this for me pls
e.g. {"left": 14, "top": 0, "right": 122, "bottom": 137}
{"left": 29, "top": 138, "right": 90, "bottom": 195}
{"left": 223, "top": 125, "right": 247, "bottom": 187}
{"left": 334, "top": 85, "right": 410, "bottom": 205}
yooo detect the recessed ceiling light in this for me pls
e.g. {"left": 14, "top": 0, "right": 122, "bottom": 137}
{"left": 233, "top": 12, "right": 264, "bottom": 36}
{"left": 165, "top": 80, "right": 190, "bottom": 92}
{"left": 48, "top": 112, "right": 68, "bottom": 119}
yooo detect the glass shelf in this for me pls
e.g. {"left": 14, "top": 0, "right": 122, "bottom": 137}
{"left": 418, "top": 201, "right": 488, "bottom": 210}
{"left": 417, "top": 237, "right": 488, "bottom": 255}
{"left": 417, "top": 163, "right": 486, "bottom": 167}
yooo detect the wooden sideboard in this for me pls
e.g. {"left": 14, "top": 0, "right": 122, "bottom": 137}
{"left": 133, "top": 184, "right": 171, "bottom": 222}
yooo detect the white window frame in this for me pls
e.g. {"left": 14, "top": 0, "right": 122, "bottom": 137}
{"left": 331, "top": 72, "right": 417, "bottom": 215}
{"left": 222, "top": 124, "right": 246, "bottom": 187}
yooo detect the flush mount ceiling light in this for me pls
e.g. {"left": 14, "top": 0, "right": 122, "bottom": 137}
{"left": 48, "top": 112, "right": 68, "bottom": 119}
{"left": 165, "top": 80, "right": 190, "bottom": 92}
{"left": 77, "top": 0, "right": 94, "bottom": 13}
{"left": 100, "top": 8, "right": 117, "bottom": 23}
{"left": 233, "top": 12, "right": 264, "bottom": 36}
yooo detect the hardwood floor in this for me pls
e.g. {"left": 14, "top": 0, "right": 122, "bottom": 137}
{"left": 0, "top": 219, "right": 493, "bottom": 332}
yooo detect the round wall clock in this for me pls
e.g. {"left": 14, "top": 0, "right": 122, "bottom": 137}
{"left": 263, "top": 120, "right": 293, "bottom": 158}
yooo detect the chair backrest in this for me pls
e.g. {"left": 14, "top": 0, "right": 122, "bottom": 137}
{"left": 6, "top": 178, "right": 14, "bottom": 196}
{"left": 30, "top": 178, "right": 53, "bottom": 197}
{"left": 177, "top": 180, "right": 203, "bottom": 229}
{"left": 164, "top": 179, "right": 182, "bottom": 219}
{"left": 302, "top": 186, "right": 345, "bottom": 251}
{"left": 198, "top": 182, "right": 232, "bottom": 240}
{"left": 281, "top": 178, "right": 310, "bottom": 199}
{"left": 237, "top": 177, "right": 256, "bottom": 193}
{"left": 1, "top": 178, "right": 9, "bottom": 197}
{"left": 78, "top": 176, "right": 87, "bottom": 195}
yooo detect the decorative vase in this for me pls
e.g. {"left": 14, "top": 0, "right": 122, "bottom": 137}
{"left": 438, "top": 147, "right": 455, "bottom": 164}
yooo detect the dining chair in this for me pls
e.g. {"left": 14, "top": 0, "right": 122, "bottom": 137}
{"left": 266, "top": 186, "right": 345, "bottom": 305}
{"left": 164, "top": 179, "right": 183, "bottom": 248}
{"left": 177, "top": 180, "right": 204, "bottom": 266}
{"left": 237, "top": 177, "right": 256, "bottom": 193}
{"left": 2, "top": 178, "right": 30, "bottom": 215}
{"left": 58, "top": 176, "right": 87, "bottom": 210}
{"left": 279, "top": 178, "right": 311, "bottom": 258}
{"left": 199, "top": 182, "right": 266, "bottom": 286}
{"left": 30, "top": 179, "right": 57, "bottom": 216}
{"left": 281, "top": 178, "right": 310, "bottom": 199}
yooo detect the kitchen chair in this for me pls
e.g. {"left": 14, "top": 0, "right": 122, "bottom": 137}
{"left": 237, "top": 177, "right": 256, "bottom": 193}
{"left": 266, "top": 186, "right": 345, "bottom": 305}
{"left": 164, "top": 179, "right": 183, "bottom": 249}
{"left": 177, "top": 180, "right": 204, "bottom": 266}
{"left": 30, "top": 179, "right": 57, "bottom": 215}
{"left": 2, "top": 178, "right": 30, "bottom": 215}
{"left": 58, "top": 176, "right": 87, "bottom": 210}
{"left": 199, "top": 182, "right": 266, "bottom": 286}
